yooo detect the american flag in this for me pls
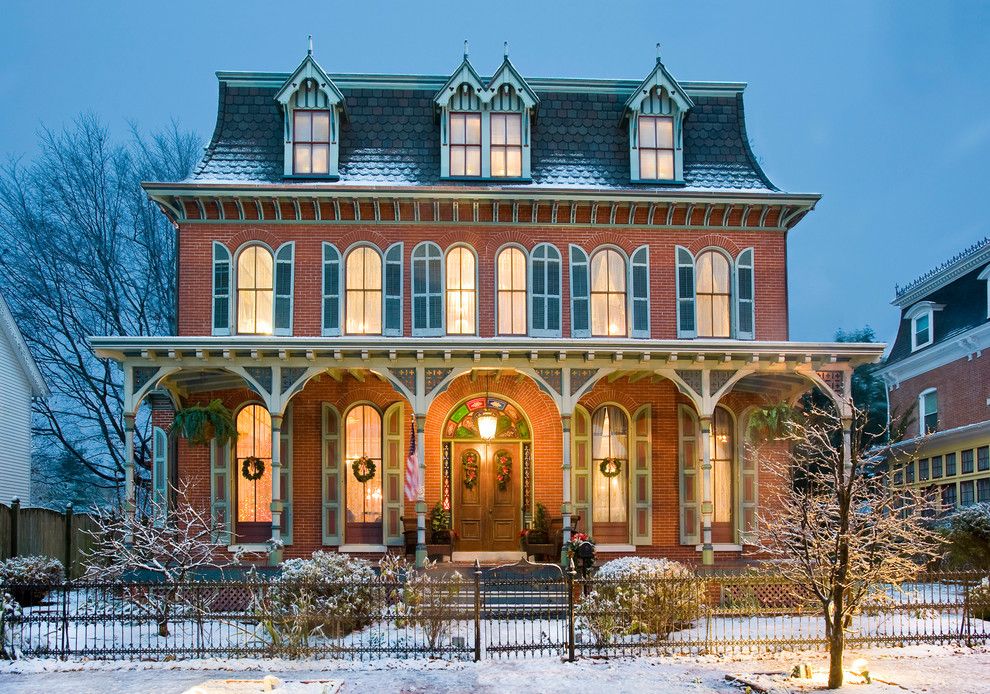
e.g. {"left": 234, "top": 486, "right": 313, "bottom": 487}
{"left": 404, "top": 418, "right": 420, "bottom": 501}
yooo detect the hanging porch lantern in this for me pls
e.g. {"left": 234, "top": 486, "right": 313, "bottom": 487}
{"left": 475, "top": 373, "right": 498, "bottom": 441}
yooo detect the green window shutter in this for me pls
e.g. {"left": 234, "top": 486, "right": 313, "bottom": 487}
{"left": 675, "top": 246, "right": 696, "bottom": 338}
{"left": 322, "top": 243, "right": 341, "bottom": 337}
{"left": 210, "top": 441, "right": 231, "bottom": 545}
{"left": 630, "top": 405, "right": 652, "bottom": 545}
{"left": 321, "top": 404, "right": 342, "bottom": 545}
{"left": 735, "top": 248, "right": 755, "bottom": 340}
{"left": 678, "top": 405, "right": 700, "bottom": 545}
{"left": 571, "top": 405, "right": 592, "bottom": 536}
{"left": 631, "top": 245, "right": 650, "bottom": 338}
{"left": 739, "top": 410, "right": 758, "bottom": 544}
{"left": 280, "top": 410, "right": 293, "bottom": 545}
{"left": 530, "top": 243, "right": 562, "bottom": 337}
{"left": 151, "top": 427, "right": 168, "bottom": 524}
{"left": 384, "top": 243, "right": 403, "bottom": 337}
{"left": 412, "top": 242, "right": 443, "bottom": 335}
{"left": 212, "top": 242, "right": 231, "bottom": 336}
{"left": 569, "top": 245, "right": 590, "bottom": 338}
{"left": 274, "top": 242, "right": 294, "bottom": 335}
{"left": 383, "top": 402, "right": 405, "bottom": 545}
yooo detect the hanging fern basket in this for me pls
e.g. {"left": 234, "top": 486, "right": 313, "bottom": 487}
{"left": 173, "top": 399, "right": 237, "bottom": 447}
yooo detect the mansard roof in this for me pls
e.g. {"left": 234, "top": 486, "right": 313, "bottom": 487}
{"left": 189, "top": 71, "right": 778, "bottom": 193}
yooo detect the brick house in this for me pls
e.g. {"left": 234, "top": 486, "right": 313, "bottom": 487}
{"left": 90, "top": 45, "right": 881, "bottom": 567}
{"left": 877, "top": 238, "right": 990, "bottom": 512}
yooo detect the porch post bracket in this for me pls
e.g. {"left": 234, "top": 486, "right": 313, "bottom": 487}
{"left": 269, "top": 413, "right": 284, "bottom": 566}
{"left": 560, "top": 412, "right": 573, "bottom": 568}
{"left": 414, "top": 412, "right": 428, "bottom": 569}
{"left": 699, "top": 415, "right": 714, "bottom": 566}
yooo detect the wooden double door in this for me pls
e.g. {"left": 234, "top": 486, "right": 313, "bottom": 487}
{"left": 453, "top": 442, "right": 521, "bottom": 552}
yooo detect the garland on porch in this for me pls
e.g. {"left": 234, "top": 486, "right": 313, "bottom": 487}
{"left": 352, "top": 456, "right": 377, "bottom": 483}
{"left": 241, "top": 456, "right": 266, "bottom": 481}
{"left": 173, "top": 399, "right": 237, "bottom": 447}
{"left": 461, "top": 449, "right": 480, "bottom": 489}
{"left": 599, "top": 457, "right": 623, "bottom": 478}
{"left": 494, "top": 450, "right": 512, "bottom": 490}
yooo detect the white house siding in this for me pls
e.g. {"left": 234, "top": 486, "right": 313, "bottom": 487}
{"left": 0, "top": 326, "right": 33, "bottom": 503}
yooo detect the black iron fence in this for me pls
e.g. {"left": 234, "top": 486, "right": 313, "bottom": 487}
{"left": 3, "top": 568, "right": 989, "bottom": 661}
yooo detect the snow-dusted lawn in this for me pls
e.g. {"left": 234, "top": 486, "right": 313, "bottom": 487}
{"left": 1, "top": 645, "right": 989, "bottom": 693}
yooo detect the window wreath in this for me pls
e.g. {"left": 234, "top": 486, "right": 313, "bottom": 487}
{"left": 241, "top": 456, "right": 266, "bottom": 481}
{"left": 494, "top": 450, "right": 512, "bottom": 490}
{"left": 461, "top": 449, "right": 480, "bottom": 490}
{"left": 599, "top": 457, "right": 623, "bottom": 478}
{"left": 352, "top": 456, "right": 376, "bottom": 483}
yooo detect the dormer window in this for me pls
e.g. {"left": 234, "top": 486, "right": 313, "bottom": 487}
{"left": 275, "top": 46, "right": 345, "bottom": 179}
{"left": 906, "top": 301, "right": 939, "bottom": 351}
{"left": 435, "top": 45, "right": 538, "bottom": 180}
{"left": 625, "top": 50, "right": 693, "bottom": 183}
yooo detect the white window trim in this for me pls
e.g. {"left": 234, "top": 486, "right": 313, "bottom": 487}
{"left": 343, "top": 243, "right": 385, "bottom": 337}
{"left": 529, "top": 242, "right": 563, "bottom": 338}
{"left": 906, "top": 301, "right": 938, "bottom": 351}
{"left": 919, "top": 387, "right": 938, "bottom": 437}
{"left": 411, "top": 241, "right": 444, "bottom": 337}
{"left": 444, "top": 243, "right": 479, "bottom": 336}
{"left": 495, "top": 243, "right": 528, "bottom": 336}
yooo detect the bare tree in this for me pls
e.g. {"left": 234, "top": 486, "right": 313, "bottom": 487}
{"left": 82, "top": 484, "right": 225, "bottom": 635}
{"left": 754, "top": 400, "right": 941, "bottom": 689}
{"left": 0, "top": 115, "right": 200, "bottom": 498}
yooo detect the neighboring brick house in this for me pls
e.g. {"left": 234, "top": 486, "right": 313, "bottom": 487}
{"left": 90, "top": 45, "right": 882, "bottom": 567}
{"left": 878, "top": 238, "right": 990, "bottom": 512}
{"left": 0, "top": 292, "right": 49, "bottom": 504}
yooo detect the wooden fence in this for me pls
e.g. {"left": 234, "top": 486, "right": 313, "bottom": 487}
{"left": 0, "top": 501, "right": 97, "bottom": 578}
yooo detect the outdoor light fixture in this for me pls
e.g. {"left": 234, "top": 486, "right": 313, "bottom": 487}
{"left": 475, "top": 373, "right": 498, "bottom": 441}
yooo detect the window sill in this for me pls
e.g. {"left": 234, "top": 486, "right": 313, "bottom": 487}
{"left": 630, "top": 178, "right": 686, "bottom": 186}
{"left": 282, "top": 174, "right": 340, "bottom": 181}
{"left": 595, "top": 544, "right": 636, "bottom": 553}
{"left": 440, "top": 176, "right": 532, "bottom": 183}
{"left": 694, "top": 544, "right": 743, "bottom": 552}
{"left": 227, "top": 544, "right": 270, "bottom": 553}
{"left": 339, "top": 544, "right": 388, "bottom": 553}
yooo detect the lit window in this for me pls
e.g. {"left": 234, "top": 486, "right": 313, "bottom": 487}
{"left": 237, "top": 246, "right": 274, "bottom": 335}
{"left": 449, "top": 113, "right": 482, "bottom": 177}
{"left": 497, "top": 247, "right": 527, "bottom": 335}
{"left": 710, "top": 407, "right": 735, "bottom": 543}
{"left": 638, "top": 116, "right": 674, "bottom": 180}
{"left": 344, "top": 405, "right": 382, "bottom": 544}
{"left": 592, "top": 406, "right": 628, "bottom": 541}
{"left": 293, "top": 110, "right": 331, "bottom": 175}
{"left": 491, "top": 113, "right": 522, "bottom": 177}
{"left": 235, "top": 405, "right": 273, "bottom": 541}
{"left": 345, "top": 247, "right": 382, "bottom": 335}
{"left": 446, "top": 247, "right": 476, "bottom": 334}
{"left": 590, "top": 249, "right": 627, "bottom": 337}
{"left": 920, "top": 389, "right": 938, "bottom": 435}
{"left": 696, "top": 250, "right": 731, "bottom": 338}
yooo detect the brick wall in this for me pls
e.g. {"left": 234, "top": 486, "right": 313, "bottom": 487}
{"left": 177, "top": 222, "right": 789, "bottom": 341}
{"left": 888, "top": 353, "right": 990, "bottom": 433}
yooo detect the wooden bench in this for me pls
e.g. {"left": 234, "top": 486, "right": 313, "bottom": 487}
{"left": 400, "top": 516, "right": 453, "bottom": 562}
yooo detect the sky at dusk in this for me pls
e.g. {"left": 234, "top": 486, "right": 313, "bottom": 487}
{"left": 1, "top": 0, "right": 988, "bottom": 344}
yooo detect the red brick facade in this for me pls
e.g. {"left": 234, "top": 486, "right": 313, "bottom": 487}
{"left": 888, "top": 353, "right": 990, "bottom": 434}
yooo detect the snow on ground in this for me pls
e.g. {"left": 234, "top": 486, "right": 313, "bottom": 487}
{"left": 1, "top": 645, "right": 989, "bottom": 694}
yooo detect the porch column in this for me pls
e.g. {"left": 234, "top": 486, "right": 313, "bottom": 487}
{"left": 560, "top": 413, "right": 572, "bottom": 567}
{"left": 415, "top": 414, "right": 428, "bottom": 568}
{"left": 841, "top": 417, "right": 853, "bottom": 477}
{"left": 700, "top": 416, "right": 714, "bottom": 566}
{"left": 123, "top": 412, "right": 136, "bottom": 544}
{"left": 269, "top": 413, "right": 284, "bottom": 565}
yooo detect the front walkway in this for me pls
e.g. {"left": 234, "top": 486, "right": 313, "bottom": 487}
{"left": 2, "top": 646, "right": 989, "bottom": 693}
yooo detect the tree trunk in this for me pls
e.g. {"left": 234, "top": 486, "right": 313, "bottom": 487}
{"left": 827, "top": 620, "right": 844, "bottom": 688}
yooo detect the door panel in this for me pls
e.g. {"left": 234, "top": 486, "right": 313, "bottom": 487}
{"left": 453, "top": 442, "right": 521, "bottom": 552}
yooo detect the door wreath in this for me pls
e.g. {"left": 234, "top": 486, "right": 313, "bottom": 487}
{"left": 241, "top": 456, "right": 266, "bottom": 481}
{"left": 461, "top": 449, "right": 480, "bottom": 489}
{"left": 352, "top": 456, "right": 377, "bottom": 483}
{"left": 494, "top": 450, "right": 512, "bottom": 490}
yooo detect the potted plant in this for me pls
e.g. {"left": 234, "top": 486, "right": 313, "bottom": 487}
{"left": 526, "top": 502, "right": 551, "bottom": 545}
{"left": 173, "top": 399, "right": 237, "bottom": 447}
{"left": 429, "top": 502, "right": 452, "bottom": 544}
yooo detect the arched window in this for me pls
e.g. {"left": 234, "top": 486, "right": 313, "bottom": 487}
{"left": 695, "top": 250, "right": 731, "bottom": 338}
{"left": 497, "top": 247, "right": 527, "bottom": 335}
{"left": 590, "top": 249, "right": 627, "bottom": 337}
{"left": 710, "top": 406, "right": 735, "bottom": 543}
{"left": 237, "top": 245, "right": 274, "bottom": 335}
{"left": 345, "top": 247, "right": 382, "bottom": 335}
{"left": 446, "top": 246, "right": 476, "bottom": 335}
{"left": 235, "top": 404, "right": 273, "bottom": 543}
{"left": 412, "top": 242, "right": 443, "bottom": 335}
{"left": 591, "top": 405, "right": 629, "bottom": 543}
{"left": 344, "top": 405, "right": 383, "bottom": 544}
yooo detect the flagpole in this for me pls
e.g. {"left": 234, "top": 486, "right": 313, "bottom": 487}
{"left": 415, "top": 414, "right": 427, "bottom": 568}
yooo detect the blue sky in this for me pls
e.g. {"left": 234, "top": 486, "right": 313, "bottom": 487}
{"left": 2, "top": 0, "right": 988, "bottom": 343}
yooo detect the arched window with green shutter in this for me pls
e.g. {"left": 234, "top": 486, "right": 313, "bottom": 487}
{"left": 530, "top": 243, "right": 561, "bottom": 337}
{"left": 384, "top": 243, "right": 403, "bottom": 336}
{"left": 675, "top": 246, "right": 696, "bottom": 338}
{"left": 274, "top": 242, "right": 294, "bottom": 336}
{"left": 322, "top": 243, "right": 341, "bottom": 337}
{"left": 630, "top": 245, "right": 650, "bottom": 338}
{"left": 212, "top": 242, "right": 231, "bottom": 336}
{"left": 735, "top": 248, "right": 755, "bottom": 340}
{"left": 412, "top": 242, "right": 443, "bottom": 336}
{"left": 569, "top": 245, "right": 590, "bottom": 337}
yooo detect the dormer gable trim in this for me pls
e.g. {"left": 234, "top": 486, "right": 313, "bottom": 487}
{"left": 904, "top": 300, "right": 943, "bottom": 321}
{"left": 486, "top": 54, "right": 539, "bottom": 109}
{"left": 275, "top": 52, "right": 346, "bottom": 110}
{"left": 623, "top": 54, "right": 694, "bottom": 116}
{"left": 433, "top": 50, "right": 486, "bottom": 108}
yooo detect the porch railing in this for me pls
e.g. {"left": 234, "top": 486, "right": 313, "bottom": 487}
{"left": 3, "top": 569, "right": 988, "bottom": 661}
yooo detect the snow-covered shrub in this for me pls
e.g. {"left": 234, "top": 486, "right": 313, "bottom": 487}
{"left": 0, "top": 592, "right": 22, "bottom": 660}
{"left": 579, "top": 557, "right": 701, "bottom": 641}
{"left": 267, "top": 552, "right": 382, "bottom": 638}
{"left": 943, "top": 503, "right": 990, "bottom": 571}
{"left": 0, "top": 556, "right": 64, "bottom": 607}
{"left": 971, "top": 578, "right": 990, "bottom": 622}
{"left": 396, "top": 563, "right": 462, "bottom": 650}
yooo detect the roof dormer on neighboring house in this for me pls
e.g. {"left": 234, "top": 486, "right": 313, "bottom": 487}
{"left": 276, "top": 40, "right": 346, "bottom": 179}
{"left": 624, "top": 46, "right": 693, "bottom": 184}
{"left": 434, "top": 43, "right": 538, "bottom": 181}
